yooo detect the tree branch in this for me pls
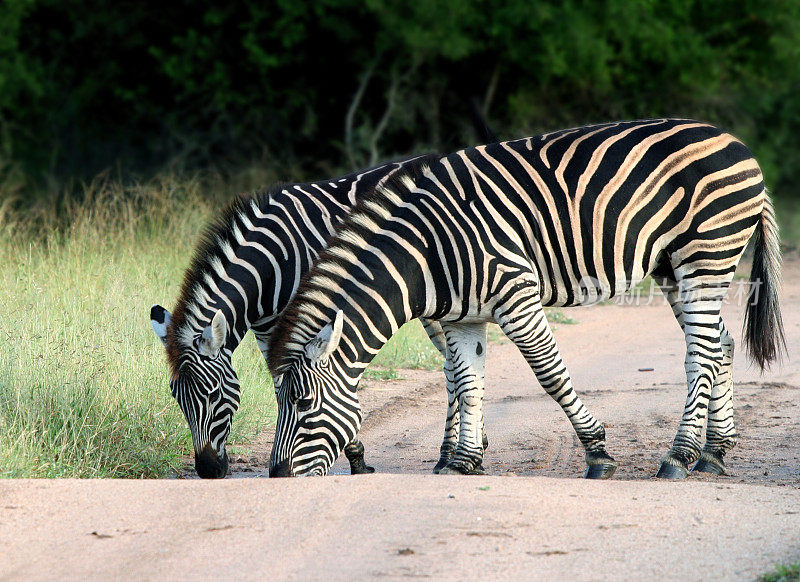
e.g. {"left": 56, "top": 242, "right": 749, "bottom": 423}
{"left": 369, "top": 58, "right": 420, "bottom": 166}
{"left": 482, "top": 61, "right": 501, "bottom": 117}
{"left": 345, "top": 56, "right": 379, "bottom": 169}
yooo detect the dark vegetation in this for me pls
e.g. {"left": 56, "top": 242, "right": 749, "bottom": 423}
{"left": 2, "top": 0, "right": 800, "bottom": 205}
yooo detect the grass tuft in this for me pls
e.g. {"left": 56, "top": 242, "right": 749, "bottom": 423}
{"left": 367, "top": 320, "right": 444, "bottom": 378}
{"left": 761, "top": 563, "right": 800, "bottom": 582}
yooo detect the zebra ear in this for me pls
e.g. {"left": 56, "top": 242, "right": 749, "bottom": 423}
{"left": 150, "top": 304, "right": 172, "bottom": 346}
{"left": 199, "top": 310, "right": 227, "bottom": 357}
{"left": 304, "top": 310, "right": 344, "bottom": 363}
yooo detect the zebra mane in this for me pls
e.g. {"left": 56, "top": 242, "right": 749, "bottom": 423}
{"left": 267, "top": 153, "right": 441, "bottom": 375}
{"left": 165, "top": 184, "right": 287, "bottom": 373}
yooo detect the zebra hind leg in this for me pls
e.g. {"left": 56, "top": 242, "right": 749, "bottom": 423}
{"left": 693, "top": 322, "right": 736, "bottom": 475}
{"left": 436, "top": 322, "right": 488, "bottom": 475}
{"left": 656, "top": 271, "right": 729, "bottom": 479}
{"left": 344, "top": 439, "right": 375, "bottom": 474}
{"left": 494, "top": 279, "right": 616, "bottom": 479}
{"left": 655, "top": 263, "right": 734, "bottom": 476}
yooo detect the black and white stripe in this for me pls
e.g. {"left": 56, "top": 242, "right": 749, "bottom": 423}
{"left": 267, "top": 118, "right": 784, "bottom": 479}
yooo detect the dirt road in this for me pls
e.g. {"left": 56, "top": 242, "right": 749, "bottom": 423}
{"left": 2, "top": 254, "right": 799, "bottom": 580}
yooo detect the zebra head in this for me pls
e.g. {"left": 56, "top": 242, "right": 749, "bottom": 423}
{"left": 150, "top": 305, "right": 241, "bottom": 479}
{"left": 269, "top": 310, "right": 361, "bottom": 477}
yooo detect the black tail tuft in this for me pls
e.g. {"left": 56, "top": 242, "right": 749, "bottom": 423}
{"left": 743, "top": 193, "right": 786, "bottom": 370}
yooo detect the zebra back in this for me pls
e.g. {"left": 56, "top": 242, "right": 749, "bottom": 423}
{"left": 269, "top": 119, "right": 770, "bottom": 375}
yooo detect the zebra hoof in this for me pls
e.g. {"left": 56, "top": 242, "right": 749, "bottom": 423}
{"left": 584, "top": 451, "right": 617, "bottom": 479}
{"left": 433, "top": 458, "right": 450, "bottom": 474}
{"left": 693, "top": 452, "right": 726, "bottom": 475}
{"left": 656, "top": 461, "right": 689, "bottom": 479}
{"left": 348, "top": 460, "right": 375, "bottom": 475}
{"left": 438, "top": 462, "right": 484, "bottom": 475}
{"left": 466, "top": 463, "right": 486, "bottom": 475}
{"left": 584, "top": 462, "right": 616, "bottom": 480}
{"left": 434, "top": 443, "right": 456, "bottom": 474}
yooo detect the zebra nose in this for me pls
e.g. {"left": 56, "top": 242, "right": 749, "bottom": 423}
{"left": 269, "top": 459, "right": 293, "bottom": 478}
{"left": 195, "top": 444, "right": 228, "bottom": 479}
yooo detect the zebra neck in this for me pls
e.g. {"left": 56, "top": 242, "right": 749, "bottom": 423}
{"left": 336, "top": 276, "right": 428, "bottom": 377}
{"left": 267, "top": 233, "right": 434, "bottom": 378}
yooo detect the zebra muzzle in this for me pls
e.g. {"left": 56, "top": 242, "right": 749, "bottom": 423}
{"left": 195, "top": 443, "right": 229, "bottom": 479}
{"left": 269, "top": 459, "right": 293, "bottom": 478}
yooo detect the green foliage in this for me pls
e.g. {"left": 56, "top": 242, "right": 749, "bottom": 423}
{"left": 1, "top": 0, "right": 800, "bottom": 200}
{"left": 547, "top": 310, "right": 577, "bottom": 326}
{"left": 761, "top": 562, "right": 800, "bottom": 582}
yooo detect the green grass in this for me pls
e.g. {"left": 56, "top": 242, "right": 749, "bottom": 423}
{"left": 761, "top": 563, "right": 800, "bottom": 582}
{"left": 366, "top": 320, "right": 444, "bottom": 379}
{"left": 546, "top": 308, "right": 577, "bottom": 325}
{"left": 0, "top": 177, "right": 278, "bottom": 477}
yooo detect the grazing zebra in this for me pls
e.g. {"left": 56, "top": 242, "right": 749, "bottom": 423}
{"left": 267, "top": 118, "right": 784, "bottom": 479}
{"left": 149, "top": 153, "right": 495, "bottom": 478}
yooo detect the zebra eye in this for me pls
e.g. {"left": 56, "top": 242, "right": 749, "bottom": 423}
{"left": 291, "top": 383, "right": 314, "bottom": 411}
{"left": 296, "top": 396, "right": 314, "bottom": 412}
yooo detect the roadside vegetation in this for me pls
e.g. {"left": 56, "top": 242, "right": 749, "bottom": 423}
{"left": 761, "top": 562, "right": 800, "bottom": 582}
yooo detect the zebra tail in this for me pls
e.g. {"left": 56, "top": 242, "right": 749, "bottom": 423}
{"left": 744, "top": 191, "right": 786, "bottom": 370}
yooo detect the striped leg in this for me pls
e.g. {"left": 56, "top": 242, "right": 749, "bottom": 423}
{"left": 423, "top": 319, "right": 489, "bottom": 473}
{"left": 421, "top": 318, "right": 447, "bottom": 354}
{"left": 493, "top": 278, "right": 616, "bottom": 479}
{"left": 694, "top": 323, "right": 736, "bottom": 474}
{"left": 433, "top": 378, "right": 490, "bottom": 473}
{"left": 658, "top": 278, "right": 736, "bottom": 475}
{"left": 436, "top": 322, "right": 488, "bottom": 475}
{"left": 656, "top": 275, "right": 728, "bottom": 478}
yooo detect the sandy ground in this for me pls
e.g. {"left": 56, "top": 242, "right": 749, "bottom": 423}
{"left": 2, "top": 252, "right": 799, "bottom": 581}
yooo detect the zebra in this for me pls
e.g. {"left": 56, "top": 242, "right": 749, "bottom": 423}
{"left": 149, "top": 150, "right": 497, "bottom": 478}
{"left": 266, "top": 118, "right": 784, "bottom": 479}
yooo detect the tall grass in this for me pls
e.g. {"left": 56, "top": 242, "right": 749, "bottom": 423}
{"left": 0, "top": 175, "right": 276, "bottom": 477}
{"left": 368, "top": 320, "right": 444, "bottom": 378}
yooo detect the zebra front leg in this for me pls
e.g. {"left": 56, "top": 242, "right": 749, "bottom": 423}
{"left": 433, "top": 394, "right": 489, "bottom": 473}
{"left": 693, "top": 322, "right": 736, "bottom": 475}
{"left": 344, "top": 439, "right": 375, "bottom": 474}
{"left": 437, "top": 322, "right": 488, "bottom": 475}
{"left": 426, "top": 319, "right": 489, "bottom": 473}
{"left": 494, "top": 278, "right": 616, "bottom": 479}
{"left": 424, "top": 318, "right": 459, "bottom": 473}
{"left": 434, "top": 385, "right": 460, "bottom": 473}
